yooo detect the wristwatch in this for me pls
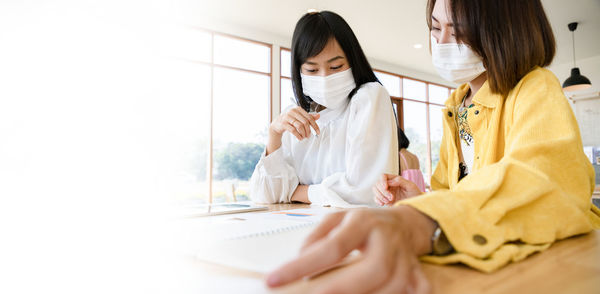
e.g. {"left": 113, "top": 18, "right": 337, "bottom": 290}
{"left": 431, "top": 222, "right": 454, "bottom": 256}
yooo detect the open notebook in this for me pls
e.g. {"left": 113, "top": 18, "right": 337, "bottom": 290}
{"left": 194, "top": 208, "right": 332, "bottom": 273}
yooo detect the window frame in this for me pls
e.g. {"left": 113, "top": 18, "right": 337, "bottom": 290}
{"left": 180, "top": 28, "right": 273, "bottom": 203}
{"left": 280, "top": 48, "right": 292, "bottom": 113}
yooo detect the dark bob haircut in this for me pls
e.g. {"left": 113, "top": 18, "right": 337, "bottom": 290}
{"left": 427, "top": 0, "right": 556, "bottom": 97}
{"left": 398, "top": 127, "right": 410, "bottom": 150}
{"left": 290, "top": 11, "right": 379, "bottom": 111}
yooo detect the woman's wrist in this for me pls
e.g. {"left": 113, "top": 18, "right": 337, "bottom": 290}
{"left": 268, "top": 123, "right": 282, "bottom": 137}
{"left": 290, "top": 184, "right": 310, "bottom": 203}
{"left": 266, "top": 126, "right": 283, "bottom": 155}
{"left": 392, "top": 205, "right": 437, "bottom": 255}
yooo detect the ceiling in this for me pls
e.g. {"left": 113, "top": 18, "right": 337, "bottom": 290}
{"left": 176, "top": 0, "right": 600, "bottom": 91}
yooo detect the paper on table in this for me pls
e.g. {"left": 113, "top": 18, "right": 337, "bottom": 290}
{"left": 194, "top": 208, "right": 333, "bottom": 273}
{"left": 197, "top": 224, "right": 317, "bottom": 273}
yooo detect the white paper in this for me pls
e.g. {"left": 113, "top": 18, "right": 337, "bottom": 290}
{"left": 192, "top": 208, "right": 336, "bottom": 273}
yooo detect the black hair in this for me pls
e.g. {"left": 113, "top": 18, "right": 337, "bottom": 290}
{"left": 290, "top": 11, "right": 379, "bottom": 112}
{"left": 397, "top": 127, "right": 410, "bottom": 150}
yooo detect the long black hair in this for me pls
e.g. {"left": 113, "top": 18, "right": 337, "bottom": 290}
{"left": 290, "top": 11, "right": 379, "bottom": 112}
{"left": 397, "top": 127, "right": 410, "bottom": 150}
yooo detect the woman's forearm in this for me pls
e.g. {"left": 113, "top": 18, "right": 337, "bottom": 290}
{"left": 266, "top": 129, "right": 283, "bottom": 156}
{"left": 290, "top": 184, "right": 311, "bottom": 203}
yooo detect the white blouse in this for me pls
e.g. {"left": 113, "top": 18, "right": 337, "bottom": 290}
{"left": 249, "top": 82, "right": 399, "bottom": 207}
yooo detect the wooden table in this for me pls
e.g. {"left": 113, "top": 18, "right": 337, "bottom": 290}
{"left": 184, "top": 204, "right": 600, "bottom": 294}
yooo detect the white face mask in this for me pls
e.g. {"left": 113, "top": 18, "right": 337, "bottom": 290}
{"left": 431, "top": 35, "right": 486, "bottom": 84}
{"left": 301, "top": 68, "right": 356, "bottom": 110}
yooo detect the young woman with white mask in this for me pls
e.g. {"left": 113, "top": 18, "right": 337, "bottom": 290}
{"left": 266, "top": 0, "right": 600, "bottom": 292}
{"left": 249, "top": 11, "right": 398, "bottom": 206}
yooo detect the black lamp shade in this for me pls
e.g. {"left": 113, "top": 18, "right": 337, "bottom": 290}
{"left": 563, "top": 67, "right": 592, "bottom": 91}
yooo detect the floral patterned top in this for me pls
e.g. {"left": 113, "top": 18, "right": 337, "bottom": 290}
{"left": 458, "top": 102, "right": 475, "bottom": 146}
{"left": 457, "top": 94, "right": 475, "bottom": 175}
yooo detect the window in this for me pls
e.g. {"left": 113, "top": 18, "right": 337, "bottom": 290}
{"left": 375, "top": 71, "right": 401, "bottom": 97}
{"left": 403, "top": 101, "right": 429, "bottom": 178}
{"left": 280, "top": 49, "right": 291, "bottom": 78}
{"left": 402, "top": 78, "right": 426, "bottom": 101}
{"left": 280, "top": 48, "right": 296, "bottom": 112}
{"left": 429, "top": 104, "right": 445, "bottom": 174}
{"left": 429, "top": 84, "right": 450, "bottom": 105}
{"left": 280, "top": 78, "right": 296, "bottom": 111}
{"left": 213, "top": 35, "right": 271, "bottom": 73}
{"left": 212, "top": 68, "right": 270, "bottom": 200}
{"left": 162, "top": 27, "right": 271, "bottom": 204}
{"left": 374, "top": 70, "right": 451, "bottom": 190}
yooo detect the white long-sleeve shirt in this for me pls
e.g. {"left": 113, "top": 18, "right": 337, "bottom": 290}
{"left": 249, "top": 82, "right": 399, "bottom": 206}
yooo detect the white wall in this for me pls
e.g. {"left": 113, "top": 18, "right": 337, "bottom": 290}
{"left": 571, "top": 96, "right": 600, "bottom": 146}
{"left": 548, "top": 55, "right": 600, "bottom": 147}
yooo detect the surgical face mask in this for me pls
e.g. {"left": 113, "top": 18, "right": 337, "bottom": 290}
{"left": 301, "top": 68, "right": 356, "bottom": 110}
{"left": 431, "top": 36, "right": 486, "bottom": 84}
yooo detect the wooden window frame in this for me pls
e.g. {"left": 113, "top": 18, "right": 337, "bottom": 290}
{"left": 187, "top": 28, "right": 273, "bottom": 203}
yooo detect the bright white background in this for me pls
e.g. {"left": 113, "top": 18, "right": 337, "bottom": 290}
{"left": 0, "top": 1, "right": 191, "bottom": 293}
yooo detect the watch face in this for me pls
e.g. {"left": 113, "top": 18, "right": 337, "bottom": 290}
{"left": 432, "top": 228, "right": 454, "bottom": 256}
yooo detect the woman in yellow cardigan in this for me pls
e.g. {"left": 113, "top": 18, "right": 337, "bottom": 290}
{"left": 265, "top": 0, "right": 600, "bottom": 292}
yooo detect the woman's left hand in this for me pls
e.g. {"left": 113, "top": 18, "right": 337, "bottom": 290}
{"left": 373, "top": 174, "right": 423, "bottom": 206}
{"left": 265, "top": 205, "right": 436, "bottom": 294}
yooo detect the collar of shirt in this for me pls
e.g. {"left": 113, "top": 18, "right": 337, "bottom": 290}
{"left": 445, "top": 81, "right": 501, "bottom": 109}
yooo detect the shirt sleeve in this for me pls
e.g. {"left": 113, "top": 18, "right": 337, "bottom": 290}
{"left": 248, "top": 142, "right": 299, "bottom": 204}
{"left": 398, "top": 70, "right": 600, "bottom": 272}
{"left": 308, "top": 83, "right": 399, "bottom": 206}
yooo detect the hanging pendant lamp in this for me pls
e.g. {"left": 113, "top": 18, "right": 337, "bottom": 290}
{"left": 562, "top": 22, "right": 592, "bottom": 92}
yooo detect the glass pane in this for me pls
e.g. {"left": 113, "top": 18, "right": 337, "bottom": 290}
{"left": 429, "top": 84, "right": 449, "bottom": 105}
{"left": 429, "top": 105, "right": 444, "bottom": 179}
{"left": 280, "top": 49, "right": 291, "bottom": 78}
{"left": 392, "top": 101, "right": 401, "bottom": 124}
{"left": 403, "top": 78, "right": 426, "bottom": 101}
{"left": 213, "top": 67, "right": 270, "bottom": 202}
{"left": 158, "top": 60, "right": 210, "bottom": 203}
{"left": 375, "top": 71, "right": 401, "bottom": 97}
{"left": 159, "top": 25, "right": 211, "bottom": 62}
{"left": 402, "top": 101, "right": 429, "bottom": 180}
{"left": 213, "top": 35, "right": 271, "bottom": 73}
{"left": 280, "top": 78, "right": 297, "bottom": 112}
